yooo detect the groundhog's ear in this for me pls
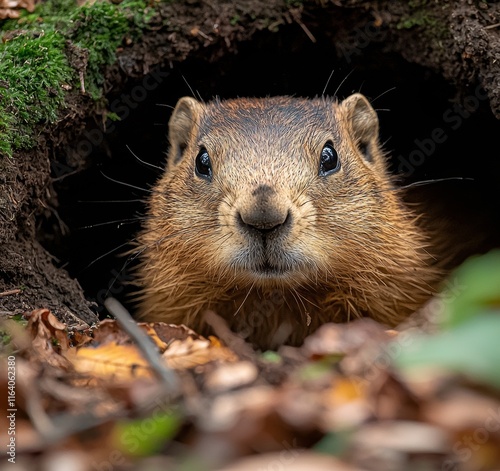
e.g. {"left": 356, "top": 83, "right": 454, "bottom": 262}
{"left": 168, "top": 96, "right": 204, "bottom": 165}
{"left": 341, "top": 93, "right": 379, "bottom": 164}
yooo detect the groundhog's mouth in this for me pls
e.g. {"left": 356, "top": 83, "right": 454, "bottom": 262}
{"left": 231, "top": 248, "right": 304, "bottom": 282}
{"left": 247, "top": 257, "right": 302, "bottom": 281}
{"left": 255, "top": 261, "right": 286, "bottom": 277}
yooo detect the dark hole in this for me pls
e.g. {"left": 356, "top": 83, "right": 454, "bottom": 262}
{"left": 40, "top": 23, "right": 500, "bottom": 316}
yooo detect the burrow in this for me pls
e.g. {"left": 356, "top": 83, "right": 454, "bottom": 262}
{"left": 40, "top": 20, "right": 500, "bottom": 319}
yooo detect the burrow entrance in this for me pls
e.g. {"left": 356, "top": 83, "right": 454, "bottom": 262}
{"left": 40, "top": 24, "right": 500, "bottom": 318}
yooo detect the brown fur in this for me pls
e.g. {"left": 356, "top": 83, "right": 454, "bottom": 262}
{"left": 135, "top": 94, "right": 442, "bottom": 349}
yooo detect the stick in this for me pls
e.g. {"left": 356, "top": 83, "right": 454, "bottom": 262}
{"left": 104, "top": 297, "right": 180, "bottom": 394}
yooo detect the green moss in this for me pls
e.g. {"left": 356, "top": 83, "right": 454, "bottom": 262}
{"left": 1, "top": 331, "right": 12, "bottom": 349}
{"left": 397, "top": 0, "right": 435, "bottom": 31}
{"left": 70, "top": 1, "right": 128, "bottom": 98}
{"left": 397, "top": 1, "right": 441, "bottom": 30}
{"left": 0, "top": 314, "right": 27, "bottom": 352}
{"left": 70, "top": 0, "right": 158, "bottom": 98}
{"left": 0, "top": 113, "right": 14, "bottom": 156}
{"left": 0, "top": 30, "right": 73, "bottom": 155}
{"left": 397, "top": 9, "right": 437, "bottom": 30}
{"left": 0, "top": 0, "right": 158, "bottom": 157}
{"left": 395, "top": 1, "right": 450, "bottom": 52}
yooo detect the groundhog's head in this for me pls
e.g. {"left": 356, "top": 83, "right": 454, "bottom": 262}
{"left": 138, "top": 94, "right": 438, "bottom": 345}
{"left": 145, "top": 94, "right": 400, "bottom": 289}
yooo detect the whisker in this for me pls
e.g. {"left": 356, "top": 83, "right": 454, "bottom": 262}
{"left": 182, "top": 74, "right": 197, "bottom": 99}
{"left": 371, "top": 87, "right": 397, "bottom": 103}
{"left": 100, "top": 171, "right": 152, "bottom": 193}
{"left": 181, "top": 74, "right": 204, "bottom": 102}
{"left": 126, "top": 145, "right": 164, "bottom": 171}
{"left": 233, "top": 281, "right": 255, "bottom": 317}
{"left": 333, "top": 68, "right": 355, "bottom": 97}
{"left": 322, "top": 68, "right": 335, "bottom": 96}
{"left": 290, "top": 287, "right": 307, "bottom": 313}
{"left": 399, "top": 177, "right": 474, "bottom": 190}
{"left": 78, "top": 199, "right": 145, "bottom": 204}
{"left": 79, "top": 217, "right": 146, "bottom": 230}
{"left": 381, "top": 136, "right": 392, "bottom": 148}
{"left": 81, "top": 240, "right": 134, "bottom": 272}
{"left": 156, "top": 103, "right": 175, "bottom": 110}
{"left": 80, "top": 222, "right": 203, "bottom": 273}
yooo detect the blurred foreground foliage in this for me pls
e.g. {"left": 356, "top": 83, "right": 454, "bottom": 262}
{"left": 395, "top": 249, "right": 500, "bottom": 390}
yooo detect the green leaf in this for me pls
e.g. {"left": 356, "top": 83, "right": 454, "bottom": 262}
{"left": 441, "top": 250, "right": 500, "bottom": 328}
{"left": 313, "top": 430, "right": 351, "bottom": 455}
{"left": 114, "top": 409, "right": 181, "bottom": 457}
{"left": 394, "top": 313, "right": 500, "bottom": 389}
{"left": 260, "top": 350, "right": 282, "bottom": 363}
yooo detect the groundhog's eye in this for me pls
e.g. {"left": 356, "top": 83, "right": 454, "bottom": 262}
{"left": 319, "top": 142, "right": 340, "bottom": 177}
{"left": 195, "top": 148, "right": 212, "bottom": 181}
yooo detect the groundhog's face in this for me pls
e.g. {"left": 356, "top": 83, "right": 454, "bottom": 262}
{"left": 150, "top": 94, "right": 396, "bottom": 289}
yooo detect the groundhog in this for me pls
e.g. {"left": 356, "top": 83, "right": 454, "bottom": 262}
{"left": 135, "top": 94, "right": 442, "bottom": 349}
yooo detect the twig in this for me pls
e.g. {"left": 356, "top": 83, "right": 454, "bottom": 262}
{"left": 203, "top": 310, "right": 257, "bottom": 362}
{"left": 0, "top": 289, "right": 21, "bottom": 297}
{"left": 290, "top": 9, "right": 316, "bottom": 43}
{"left": 79, "top": 69, "right": 86, "bottom": 94}
{"left": 24, "top": 383, "right": 60, "bottom": 442}
{"left": 485, "top": 22, "right": 500, "bottom": 30}
{"left": 104, "top": 297, "right": 180, "bottom": 394}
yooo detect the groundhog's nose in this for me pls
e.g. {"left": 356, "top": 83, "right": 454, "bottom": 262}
{"left": 238, "top": 207, "right": 291, "bottom": 233}
{"left": 237, "top": 185, "right": 291, "bottom": 236}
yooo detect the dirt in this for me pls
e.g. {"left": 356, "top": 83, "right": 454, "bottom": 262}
{"left": 0, "top": 143, "right": 95, "bottom": 324}
{"left": 1, "top": 0, "right": 500, "bottom": 326}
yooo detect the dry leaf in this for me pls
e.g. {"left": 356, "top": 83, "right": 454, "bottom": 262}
{"left": 68, "top": 319, "right": 236, "bottom": 381}
{"left": 205, "top": 361, "right": 259, "bottom": 392}
{"left": 25, "top": 309, "right": 72, "bottom": 370}
{"left": 0, "top": 0, "right": 35, "bottom": 19}
{"left": 151, "top": 322, "right": 204, "bottom": 343}
{"left": 162, "top": 335, "right": 237, "bottom": 369}
{"left": 218, "top": 451, "right": 364, "bottom": 471}
{"left": 302, "top": 319, "right": 390, "bottom": 359}
{"left": 422, "top": 388, "right": 500, "bottom": 431}
{"left": 140, "top": 323, "right": 169, "bottom": 351}
{"left": 349, "top": 420, "right": 451, "bottom": 469}
{"left": 201, "top": 386, "right": 276, "bottom": 432}
{"left": 90, "top": 318, "right": 134, "bottom": 345}
{"left": 70, "top": 342, "right": 155, "bottom": 381}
